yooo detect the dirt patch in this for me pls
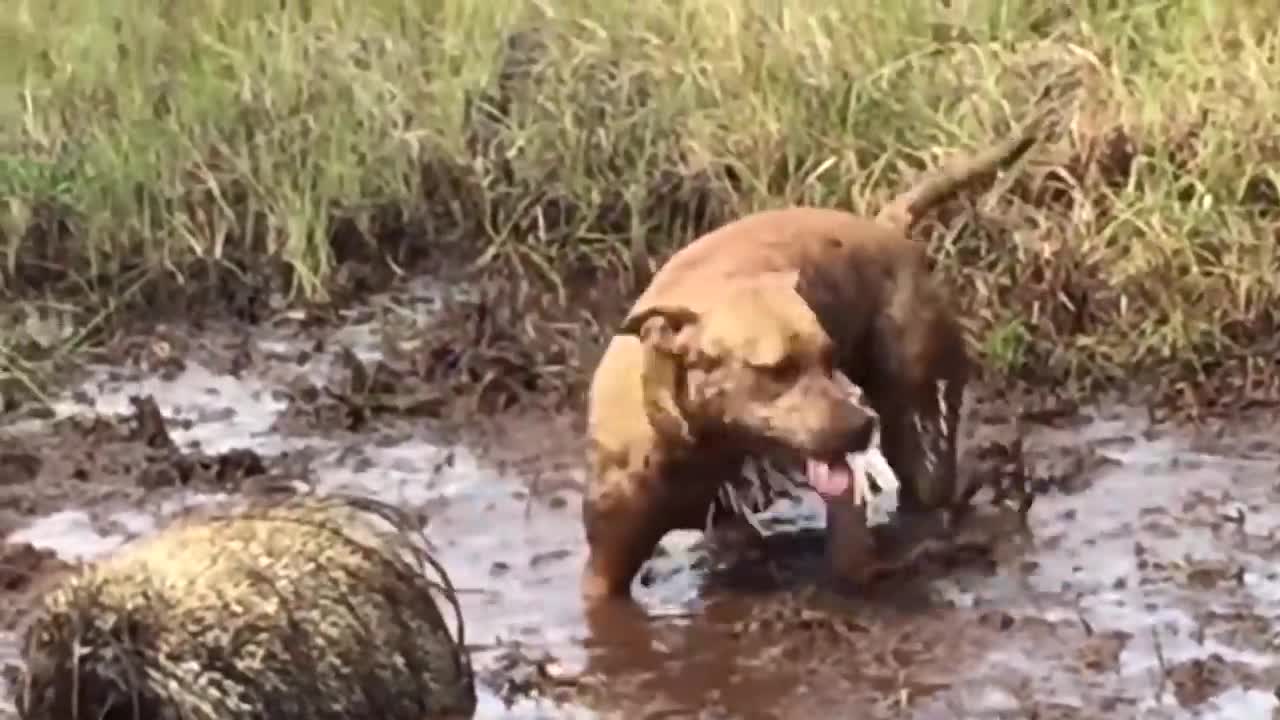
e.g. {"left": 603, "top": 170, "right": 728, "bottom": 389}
{"left": 0, "top": 394, "right": 275, "bottom": 521}
{"left": 0, "top": 543, "right": 73, "bottom": 629}
{"left": 271, "top": 345, "right": 454, "bottom": 435}
{"left": 125, "top": 394, "right": 269, "bottom": 489}
{"left": 268, "top": 291, "right": 605, "bottom": 439}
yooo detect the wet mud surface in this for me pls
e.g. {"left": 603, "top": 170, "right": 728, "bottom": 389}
{"left": 3, "top": 280, "right": 1280, "bottom": 719}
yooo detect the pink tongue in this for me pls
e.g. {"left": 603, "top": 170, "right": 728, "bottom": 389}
{"left": 806, "top": 458, "right": 853, "bottom": 498}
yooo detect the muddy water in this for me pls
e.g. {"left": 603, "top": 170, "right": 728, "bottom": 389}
{"left": 2, "top": 287, "right": 1280, "bottom": 718}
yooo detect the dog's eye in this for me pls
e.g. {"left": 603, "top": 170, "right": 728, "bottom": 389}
{"left": 762, "top": 357, "right": 800, "bottom": 382}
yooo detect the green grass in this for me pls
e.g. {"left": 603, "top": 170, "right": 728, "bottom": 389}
{"left": 2, "top": 0, "right": 1278, "bottom": 407}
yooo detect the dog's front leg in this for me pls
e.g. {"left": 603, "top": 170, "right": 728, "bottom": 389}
{"left": 822, "top": 485, "right": 877, "bottom": 586}
{"left": 581, "top": 470, "right": 680, "bottom": 603}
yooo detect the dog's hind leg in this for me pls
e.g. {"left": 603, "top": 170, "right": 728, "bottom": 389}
{"left": 582, "top": 471, "right": 694, "bottom": 601}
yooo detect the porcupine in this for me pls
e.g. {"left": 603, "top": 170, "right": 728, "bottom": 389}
{"left": 14, "top": 492, "right": 477, "bottom": 720}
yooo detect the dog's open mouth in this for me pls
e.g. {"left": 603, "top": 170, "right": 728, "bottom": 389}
{"left": 714, "top": 377, "right": 902, "bottom": 531}
{"left": 806, "top": 374, "right": 901, "bottom": 523}
{"left": 718, "top": 442, "right": 900, "bottom": 533}
{"left": 806, "top": 456, "right": 855, "bottom": 498}
{"left": 715, "top": 446, "right": 901, "bottom": 533}
{"left": 806, "top": 441, "right": 900, "bottom": 509}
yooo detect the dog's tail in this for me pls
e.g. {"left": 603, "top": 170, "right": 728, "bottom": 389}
{"left": 875, "top": 108, "right": 1048, "bottom": 232}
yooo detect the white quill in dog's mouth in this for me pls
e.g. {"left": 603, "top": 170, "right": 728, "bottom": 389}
{"left": 718, "top": 375, "right": 901, "bottom": 530}
{"left": 805, "top": 375, "right": 900, "bottom": 525}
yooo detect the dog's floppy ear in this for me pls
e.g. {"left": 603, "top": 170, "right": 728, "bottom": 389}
{"left": 618, "top": 305, "right": 700, "bottom": 356}
{"left": 617, "top": 305, "right": 701, "bottom": 445}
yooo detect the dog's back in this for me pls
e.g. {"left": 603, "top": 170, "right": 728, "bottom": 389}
{"left": 631, "top": 207, "right": 902, "bottom": 314}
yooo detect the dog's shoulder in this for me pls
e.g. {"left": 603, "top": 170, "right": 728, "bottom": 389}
{"left": 714, "top": 207, "right": 912, "bottom": 272}
{"left": 587, "top": 336, "right": 663, "bottom": 456}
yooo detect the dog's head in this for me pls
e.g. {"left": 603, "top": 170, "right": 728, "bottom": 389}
{"left": 618, "top": 271, "right": 876, "bottom": 479}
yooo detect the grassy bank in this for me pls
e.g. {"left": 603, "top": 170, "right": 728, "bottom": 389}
{"left": 2, "top": 0, "right": 1278, "bottom": 410}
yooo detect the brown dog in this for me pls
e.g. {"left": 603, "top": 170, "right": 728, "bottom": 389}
{"left": 582, "top": 120, "right": 1042, "bottom": 603}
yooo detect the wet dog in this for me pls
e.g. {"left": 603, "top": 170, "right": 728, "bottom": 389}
{"left": 582, "top": 119, "right": 1043, "bottom": 603}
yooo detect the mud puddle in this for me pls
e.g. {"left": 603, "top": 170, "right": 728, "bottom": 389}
{"left": 2, "top": 280, "right": 1280, "bottom": 718}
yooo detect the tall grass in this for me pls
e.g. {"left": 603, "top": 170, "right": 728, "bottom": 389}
{"left": 2, "top": 0, "right": 1278, "bottom": 405}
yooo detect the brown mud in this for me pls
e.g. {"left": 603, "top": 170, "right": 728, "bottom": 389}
{"left": 2, "top": 277, "right": 1280, "bottom": 719}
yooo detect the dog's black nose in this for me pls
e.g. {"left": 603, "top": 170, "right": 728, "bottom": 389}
{"left": 844, "top": 411, "right": 876, "bottom": 453}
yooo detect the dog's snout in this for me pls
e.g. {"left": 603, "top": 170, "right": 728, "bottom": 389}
{"left": 807, "top": 398, "right": 876, "bottom": 459}
{"left": 840, "top": 405, "right": 876, "bottom": 453}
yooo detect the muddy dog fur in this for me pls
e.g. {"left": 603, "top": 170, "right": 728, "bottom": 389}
{"left": 582, "top": 117, "right": 1045, "bottom": 603}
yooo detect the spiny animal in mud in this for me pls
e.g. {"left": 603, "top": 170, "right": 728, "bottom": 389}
{"left": 14, "top": 493, "right": 477, "bottom": 720}
{"left": 583, "top": 109, "right": 1048, "bottom": 602}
